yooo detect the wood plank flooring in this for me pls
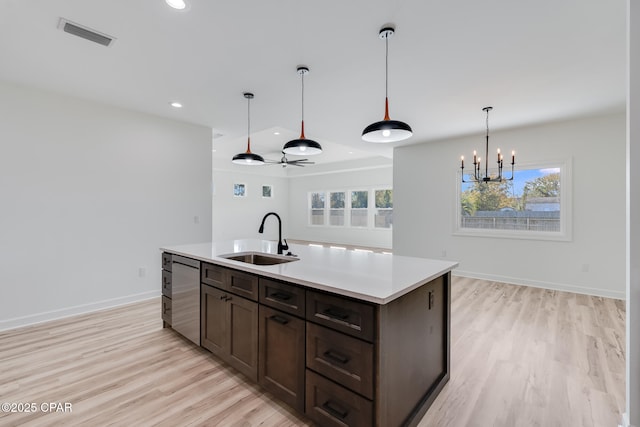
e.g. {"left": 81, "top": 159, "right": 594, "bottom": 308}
{"left": 0, "top": 277, "right": 625, "bottom": 427}
{"left": 418, "top": 277, "right": 625, "bottom": 427}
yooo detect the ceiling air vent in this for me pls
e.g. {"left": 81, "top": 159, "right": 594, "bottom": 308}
{"left": 57, "top": 18, "right": 116, "bottom": 47}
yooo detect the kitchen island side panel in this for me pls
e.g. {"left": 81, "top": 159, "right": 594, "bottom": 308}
{"left": 376, "top": 272, "right": 451, "bottom": 427}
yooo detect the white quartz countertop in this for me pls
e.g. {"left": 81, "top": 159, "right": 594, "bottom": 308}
{"left": 160, "top": 239, "right": 458, "bottom": 304}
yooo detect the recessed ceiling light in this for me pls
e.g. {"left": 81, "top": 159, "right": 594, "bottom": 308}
{"left": 170, "top": 101, "right": 183, "bottom": 108}
{"left": 274, "top": 131, "right": 280, "bottom": 135}
{"left": 165, "top": 0, "right": 187, "bottom": 10}
{"left": 348, "top": 151, "right": 354, "bottom": 154}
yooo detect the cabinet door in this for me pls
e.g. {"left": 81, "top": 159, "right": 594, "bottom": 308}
{"left": 201, "top": 284, "right": 228, "bottom": 358}
{"left": 227, "top": 295, "right": 259, "bottom": 381}
{"left": 259, "top": 305, "right": 305, "bottom": 412}
{"left": 423, "top": 278, "right": 445, "bottom": 387}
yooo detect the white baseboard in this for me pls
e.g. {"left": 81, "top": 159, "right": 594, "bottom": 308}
{"left": 0, "top": 291, "right": 160, "bottom": 332}
{"left": 453, "top": 270, "right": 626, "bottom": 300}
{"left": 619, "top": 412, "right": 635, "bottom": 427}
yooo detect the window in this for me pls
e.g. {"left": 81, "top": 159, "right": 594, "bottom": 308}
{"left": 351, "top": 190, "right": 368, "bottom": 227}
{"left": 374, "top": 189, "right": 393, "bottom": 229}
{"left": 310, "top": 192, "right": 325, "bottom": 225}
{"left": 308, "top": 187, "right": 393, "bottom": 230}
{"left": 329, "top": 192, "right": 345, "bottom": 226}
{"left": 456, "top": 161, "right": 571, "bottom": 240}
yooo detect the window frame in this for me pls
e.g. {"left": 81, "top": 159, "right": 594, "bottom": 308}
{"left": 307, "top": 187, "right": 393, "bottom": 230}
{"left": 350, "top": 189, "right": 369, "bottom": 228}
{"left": 329, "top": 191, "right": 346, "bottom": 227}
{"left": 309, "top": 191, "right": 326, "bottom": 226}
{"left": 453, "top": 159, "right": 572, "bottom": 241}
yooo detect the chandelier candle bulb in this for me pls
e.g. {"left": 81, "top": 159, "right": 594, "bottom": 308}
{"left": 461, "top": 156, "right": 464, "bottom": 168}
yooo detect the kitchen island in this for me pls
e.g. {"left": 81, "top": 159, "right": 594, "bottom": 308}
{"left": 160, "top": 239, "right": 458, "bottom": 427}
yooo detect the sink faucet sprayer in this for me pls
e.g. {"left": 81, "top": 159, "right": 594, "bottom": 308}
{"left": 258, "top": 212, "right": 289, "bottom": 255}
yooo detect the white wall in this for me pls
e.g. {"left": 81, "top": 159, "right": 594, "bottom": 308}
{"left": 0, "top": 82, "right": 212, "bottom": 330}
{"left": 394, "top": 112, "right": 626, "bottom": 298}
{"left": 287, "top": 157, "right": 393, "bottom": 249}
{"left": 627, "top": 1, "right": 639, "bottom": 425}
{"left": 212, "top": 158, "right": 289, "bottom": 243}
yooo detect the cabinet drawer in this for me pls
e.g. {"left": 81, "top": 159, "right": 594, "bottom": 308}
{"left": 161, "top": 295, "right": 172, "bottom": 325}
{"left": 162, "top": 252, "right": 172, "bottom": 272}
{"left": 162, "top": 270, "right": 172, "bottom": 297}
{"left": 259, "top": 278, "right": 305, "bottom": 317}
{"left": 306, "top": 291, "right": 375, "bottom": 342}
{"left": 306, "top": 322, "right": 374, "bottom": 399}
{"left": 228, "top": 270, "right": 259, "bottom": 301}
{"left": 201, "top": 263, "right": 226, "bottom": 288}
{"left": 305, "top": 370, "right": 373, "bottom": 427}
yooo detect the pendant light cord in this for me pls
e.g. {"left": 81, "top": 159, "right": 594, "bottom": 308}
{"left": 246, "top": 95, "right": 251, "bottom": 152}
{"left": 485, "top": 107, "right": 490, "bottom": 177}
{"left": 385, "top": 35, "right": 389, "bottom": 100}
{"left": 301, "top": 72, "right": 305, "bottom": 123}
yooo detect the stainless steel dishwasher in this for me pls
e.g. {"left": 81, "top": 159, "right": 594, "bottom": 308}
{"left": 171, "top": 255, "right": 200, "bottom": 345}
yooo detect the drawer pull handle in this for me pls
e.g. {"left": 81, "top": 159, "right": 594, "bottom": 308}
{"left": 270, "top": 291, "right": 292, "bottom": 301}
{"left": 323, "top": 307, "right": 350, "bottom": 321}
{"left": 323, "top": 349, "right": 350, "bottom": 365}
{"left": 269, "top": 315, "right": 289, "bottom": 325}
{"left": 322, "top": 400, "right": 349, "bottom": 420}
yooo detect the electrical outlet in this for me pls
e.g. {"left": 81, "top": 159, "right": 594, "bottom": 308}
{"left": 581, "top": 264, "right": 590, "bottom": 273}
{"left": 138, "top": 266, "right": 146, "bottom": 278}
{"left": 441, "top": 250, "right": 447, "bottom": 257}
{"left": 194, "top": 215, "right": 200, "bottom": 224}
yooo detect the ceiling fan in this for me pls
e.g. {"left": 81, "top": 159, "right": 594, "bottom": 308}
{"left": 264, "top": 152, "right": 315, "bottom": 168}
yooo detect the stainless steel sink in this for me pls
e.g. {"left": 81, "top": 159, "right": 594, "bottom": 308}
{"left": 219, "top": 252, "right": 298, "bottom": 266}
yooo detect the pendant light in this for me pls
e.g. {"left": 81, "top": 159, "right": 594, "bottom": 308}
{"left": 283, "top": 66, "right": 322, "bottom": 156}
{"left": 232, "top": 92, "right": 265, "bottom": 165}
{"left": 362, "top": 26, "right": 413, "bottom": 143}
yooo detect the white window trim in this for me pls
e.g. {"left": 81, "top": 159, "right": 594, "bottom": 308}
{"left": 307, "top": 186, "right": 393, "bottom": 231}
{"left": 350, "top": 189, "right": 369, "bottom": 228}
{"left": 453, "top": 158, "right": 572, "bottom": 241}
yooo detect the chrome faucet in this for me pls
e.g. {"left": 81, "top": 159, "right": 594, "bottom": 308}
{"left": 258, "top": 212, "right": 289, "bottom": 255}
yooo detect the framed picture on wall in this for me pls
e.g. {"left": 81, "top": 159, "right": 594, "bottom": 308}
{"left": 234, "top": 183, "right": 246, "bottom": 197}
{"left": 262, "top": 185, "right": 273, "bottom": 198}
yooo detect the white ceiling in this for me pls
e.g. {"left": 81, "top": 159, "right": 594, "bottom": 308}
{"left": 0, "top": 0, "right": 627, "bottom": 164}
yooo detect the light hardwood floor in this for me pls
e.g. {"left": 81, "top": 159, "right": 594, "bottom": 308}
{"left": 0, "top": 278, "right": 625, "bottom": 427}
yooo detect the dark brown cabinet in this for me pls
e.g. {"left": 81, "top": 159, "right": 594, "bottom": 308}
{"left": 201, "top": 284, "right": 227, "bottom": 356}
{"left": 161, "top": 252, "right": 172, "bottom": 328}
{"left": 201, "top": 283, "right": 258, "bottom": 381}
{"left": 166, "top": 253, "right": 451, "bottom": 427}
{"left": 259, "top": 305, "right": 305, "bottom": 412}
{"left": 306, "top": 322, "right": 374, "bottom": 399}
{"left": 306, "top": 369, "right": 373, "bottom": 427}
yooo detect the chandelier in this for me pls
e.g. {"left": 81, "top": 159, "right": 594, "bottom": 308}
{"left": 461, "top": 106, "right": 515, "bottom": 183}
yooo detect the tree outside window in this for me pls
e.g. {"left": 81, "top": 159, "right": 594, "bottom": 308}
{"left": 460, "top": 167, "right": 561, "bottom": 232}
